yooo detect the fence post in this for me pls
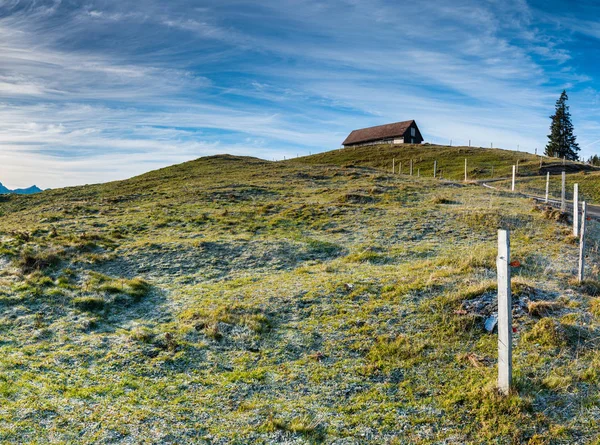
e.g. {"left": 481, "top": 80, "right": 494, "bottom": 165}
{"left": 578, "top": 202, "right": 587, "bottom": 283}
{"left": 417, "top": 168, "right": 420, "bottom": 177}
{"left": 573, "top": 183, "right": 579, "bottom": 237}
{"left": 491, "top": 166, "right": 494, "bottom": 178}
{"left": 516, "top": 160, "right": 519, "bottom": 174}
{"left": 392, "top": 158, "right": 395, "bottom": 174}
{"left": 399, "top": 162, "right": 402, "bottom": 175}
{"left": 497, "top": 229, "right": 512, "bottom": 395}
{"left": 464, "top": 158, "right": 468, "bottom": 182}
{"left": 511, "top": 165, "right": 516, "bottom": 191}
{"left": 410, "top": 159, "right": 413, "bottom": 176}
{"left": 561, "top": 171, "right": 566, "bottom": 212}
{"left": 545, "top": 172, "right": 550, "bottom": 203}
{"left": 434, "top": 160, "right": 437, "bottom": 178}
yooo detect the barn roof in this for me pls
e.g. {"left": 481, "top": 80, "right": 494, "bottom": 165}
{"left": 342, "top": 120, "right": 415, "bottom": 146}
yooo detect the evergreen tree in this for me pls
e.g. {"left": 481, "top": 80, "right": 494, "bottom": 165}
{"left": 588, "top": 154, "right": 600, "bottom": 166}
{"left": 545, "top": 90, "right": 580, "bottom": 160}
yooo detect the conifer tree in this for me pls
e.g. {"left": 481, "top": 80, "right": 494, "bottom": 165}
{"left": 545, "top": 90, "right": 580, "bottom": 160}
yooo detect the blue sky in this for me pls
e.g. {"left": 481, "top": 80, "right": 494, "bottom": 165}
{"left": 0, "top": 0, "right": 599, "bottom": 188}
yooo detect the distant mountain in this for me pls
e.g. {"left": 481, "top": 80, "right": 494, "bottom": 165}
{"left": 0, "top": 182, "right": 43, "bottom": 195}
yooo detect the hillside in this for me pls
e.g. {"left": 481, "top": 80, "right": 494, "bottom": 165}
{"left": 0, "top": 155, "right": 599, "bottom": 443}
{"left": 295, "top": 143, "right": 596, "bottom": 181}
{"left": 495, "top": 170, "right": 600, "bottom": 205}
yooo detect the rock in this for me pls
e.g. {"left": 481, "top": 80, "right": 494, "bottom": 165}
{"left": 485, "top": 314, "right": 498, "bottom": 333}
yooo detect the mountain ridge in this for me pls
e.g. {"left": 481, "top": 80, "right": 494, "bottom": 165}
{"left": 0, "top": 182, "right": 43, "bottom": 195}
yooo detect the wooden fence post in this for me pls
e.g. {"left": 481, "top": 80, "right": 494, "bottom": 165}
{"left": 561, "top": 171, "right": 566, "bottom": 212}
{"left": 578, "top": 202, "right": 587, "bottom": 283}
{"left": 417, "top": 168, "right": 420, "bottom": 177}
{"left": 545, "top": 172, "right": 550, "bottom": 203}
{"left": 399, "top": 162, "right": 402, "bottom": 175}
{"left": 497, "top": 229, "right": 512, "bottom": 395}
{"left": 491, "top": 166, "right": 494, "bottom": 178}
{"left": 434, "top": 160, "right": 437, "bottom": 178}
{"left": 410, "top": 159, "right": 413, "bottom": 176}
{"left": 464, "top": 158, "right": 468, "bottom": 182}
{"left": 392, "top": 158, "right": 395, "bottom": 174}
{"left": 511, "top": 165, "right": 516, "bottom": 191}
{"left": 573, "top": 183, "right": 579, "bottom": 237}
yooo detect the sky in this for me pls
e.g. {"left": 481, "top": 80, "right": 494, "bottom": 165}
{"left": 1, "top": 0, "right": 600, "bottom": 189}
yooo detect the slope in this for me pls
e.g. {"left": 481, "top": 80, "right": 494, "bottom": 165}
{"left": 0, "top": 155, "right": 598, "bottom": 443}
{"left": 294, "top": 143, "right": 596, "bottom": 181}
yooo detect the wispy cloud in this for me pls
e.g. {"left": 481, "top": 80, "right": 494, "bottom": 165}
{"left": 0, "top": 0, "right": 597, "bottom": 188}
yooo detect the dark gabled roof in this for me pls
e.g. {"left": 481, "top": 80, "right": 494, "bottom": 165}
{"left": 342, "top": 120, "right": 415, "bottom": 146}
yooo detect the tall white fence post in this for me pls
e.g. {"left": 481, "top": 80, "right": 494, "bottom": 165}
{"left": 578, "top": 202, "right": 587, "bottom": 283}
{"left": 561, "top": 171, "right": 566, "bottom": 212}
{"left": 464, "top": 158, "right": 468, "bottom": 182}
{"left": 497, "top": 230, "right": 512, "bottom": 395}
{"left": 573, "top": 183, "right": 579, "bottom": 237}
{"left": 434, "top": 160, "right": 437, "bottom": 178}
{"left": 545, "top": 172, "right": 550, "bottom": 203}
{"left": 511, "top": 165, "right": 516, "bottom": 191}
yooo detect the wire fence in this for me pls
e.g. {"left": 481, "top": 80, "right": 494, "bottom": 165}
{"left": 488, "top": 175, "right": 600, "bottom": 282}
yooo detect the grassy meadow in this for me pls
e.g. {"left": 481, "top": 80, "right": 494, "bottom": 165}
{"left": 297, "top": 143, "right": 596, "bottom": 183}
{"left": 0, "top": 153, "right": 599, "bottom": 443}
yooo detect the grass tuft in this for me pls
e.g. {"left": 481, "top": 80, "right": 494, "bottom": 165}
{"left": 72, "top": 296, "right": 106, "bottom": 311}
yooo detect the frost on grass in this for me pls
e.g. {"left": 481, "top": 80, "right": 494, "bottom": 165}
{"left": 0, "top": 155, "right": 597, "bottom": 443}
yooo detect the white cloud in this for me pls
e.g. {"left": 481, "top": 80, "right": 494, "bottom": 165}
{"left": 0, "top": 0, "right": 596, "bottom": 188}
